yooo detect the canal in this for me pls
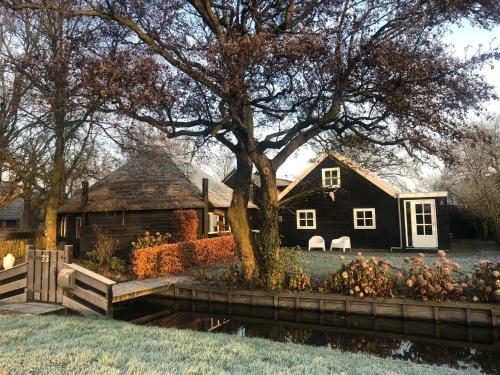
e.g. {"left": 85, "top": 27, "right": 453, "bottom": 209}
{"left": 114, "top": 296, "right": 500, "bottom": 374}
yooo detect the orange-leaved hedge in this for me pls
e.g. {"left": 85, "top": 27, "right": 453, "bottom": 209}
{"left": 171, "top": 210, "right": 198, "bottom": 242}
{"left": 131, "top": 235, "right": 235, "bottom": 279}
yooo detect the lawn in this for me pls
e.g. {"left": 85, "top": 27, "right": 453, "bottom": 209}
{"left": 0, "top": 314, "right": 480, "bottom": 375}
{"left": 299, "top": 239, "right": 500, "bottom": 281}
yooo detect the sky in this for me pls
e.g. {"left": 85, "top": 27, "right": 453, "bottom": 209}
{"left": 277, "top": 22, "right": 500, "bottom": 182}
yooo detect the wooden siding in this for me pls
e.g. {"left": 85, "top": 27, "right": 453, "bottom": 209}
{"left": 59, "top": 208, "right": 241, "bottom": 258}
{"left": 280, "top": 157, "right": 400, "bottom": 249}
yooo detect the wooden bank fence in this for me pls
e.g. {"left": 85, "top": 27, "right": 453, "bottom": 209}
{"left": 2, "top": 247, "right": 500, "bottom": 327}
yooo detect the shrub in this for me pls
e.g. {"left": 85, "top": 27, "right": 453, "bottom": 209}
{"left": 401, "top": 251, "right": 464, "bottom": 301}
{"left": 171, "top": 210, "right": 198, "bottom": 242}
{"left": 131, "top": 235, "right": 235, "bottom": 279}
{"left": 323, "top": 253, "right": 395, "bottom": 298}
{"left": 81, "top": 225, "right": 127, "bottom": 277}
{"left": 467, "top": 260, "right": 500, "bottom": 302}
{"left": 91, "top": 225, "right": 115, "bottom": 266}
{"left": 288, "top": 267, "right": 312, "bottom": 291}
{"left": 132, "top": 231, "right": 171, "bottom": 251}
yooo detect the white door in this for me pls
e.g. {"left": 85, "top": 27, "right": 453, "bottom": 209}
{"left": 410, "top": 200, "right": 438, "bottom": 248}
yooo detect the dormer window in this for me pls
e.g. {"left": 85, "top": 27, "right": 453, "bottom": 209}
{"left": 322, "top": 167, "right": 340, "bottom": 188}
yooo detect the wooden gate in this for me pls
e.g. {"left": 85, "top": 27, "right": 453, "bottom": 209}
{"left": 25, "top": 246, "right": 70, "bottom": 304}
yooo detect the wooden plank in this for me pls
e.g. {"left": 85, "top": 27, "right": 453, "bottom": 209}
{"left": 56, "top": 251, "right": 64, "bottom": 303}
{"left": 48, "top": 250, "right": 57, "bottom": 303}
{"left": 62, "top": 295, "right": 101, "bottom": 317}
{"left": 0, "top": 278, "right": 27, "bottom": 294}
{"left": 64, "top": 263, "right": 115, "bottom": 286}
{"left": 0, "top": 293, "right": 27, "bottom": 303}
{"left": 41, "top": 251, "right": 49, "bottom": 302}
{"left": 26, "top": 250, "right": 35, "bottom": 301}
{"left": 34, "top": 250, "right": 42, "bottom": 301}
{"left": 71, "top": 285, "right": 109, "bottom": 311}
{"left": 0, "top": 263, "right": 27, "bottom": 281}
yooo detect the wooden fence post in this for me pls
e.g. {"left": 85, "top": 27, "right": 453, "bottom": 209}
{"left": 64, "top": 245, "right": 73, "bottom": 264}
{"left": 25, "top": 244, "right": 35, "bottom": 301}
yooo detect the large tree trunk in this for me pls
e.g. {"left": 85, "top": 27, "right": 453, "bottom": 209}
{"left": 44, "top": 134, "right": 64, "bottom": 250}
{"left": 227, "top": 149, "right": 263, "bottom": 281}
{"left": 254, "top": 154, "right": 282, "bottom": 289}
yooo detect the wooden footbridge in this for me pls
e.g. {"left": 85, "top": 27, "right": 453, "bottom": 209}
{"left": 0, "top": 245, "right": 185, "bottom": 317}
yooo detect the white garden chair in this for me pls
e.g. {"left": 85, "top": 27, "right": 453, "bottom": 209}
{"left": 308, "top": 236, "right": 326, "bottom": 251}
{"left": 330, "top": 236, "right": 351, "bottom": 253}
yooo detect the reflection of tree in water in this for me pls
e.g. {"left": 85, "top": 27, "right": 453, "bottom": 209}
{"left": 322, "top": 332, "right": 398, "bottom": 358}
{"left": 238, "top": 324, "right": 313, "bottom": 345}
{"left": 321, "top": 331, "right": 498, "bottom": 374}
{"left": 392, "top": 341, "right": 499, "bottom": 374}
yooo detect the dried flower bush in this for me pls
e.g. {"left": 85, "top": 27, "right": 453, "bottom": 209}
{"left": 287, "top": 267, "right": 312, "bottom": 291}
{"left": 323, "top": 253, "right": 395, "bottom": 298}
{"left": 131, "top": 231, "right": 171, "bottom": 251}
{"left": 467, "top": 260, "right": 500, "bottom": 302}
{"left": 401, "top": 251, "right": 464, "bottom": 301}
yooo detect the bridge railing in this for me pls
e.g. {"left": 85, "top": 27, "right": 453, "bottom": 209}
{"left": 61, "top": 262, "right": 115, "bottom": 317}
{"left": 0, "top": 262, "right": 27, "bottom": 303}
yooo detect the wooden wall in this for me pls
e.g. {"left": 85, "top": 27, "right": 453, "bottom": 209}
{"left": 59, "top": 209, "right": 205, "bottom": 259}
{"left": 279, "top": 157, "right": 400, "bottom": 249}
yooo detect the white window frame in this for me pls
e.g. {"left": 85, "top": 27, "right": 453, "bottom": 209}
{"left": 296, "top": 209, "right": 316, "bottom": 230}
{"left": 353, "top": 208, "right": 376, "bottom": 229}
{"left": 322, "top": 167, "right": 341, "bottom": 188}
{"left": 208, "top": 212, "right": 231, "bottom": 234}
{"left": 59, "top": 216, "right": 68, "bottom": 237}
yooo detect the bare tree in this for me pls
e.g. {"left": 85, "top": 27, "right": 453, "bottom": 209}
{"left": 434, "top": 116, "right": 500, "bottom": 244}
{"left": 204, "top": 145, "right": 236, "bottom": 181}
{"left": 1, "top": 4, "right": 109, "bottom": 248}
{"left": 8, "top": 1, "right": 500, "bottom": 282}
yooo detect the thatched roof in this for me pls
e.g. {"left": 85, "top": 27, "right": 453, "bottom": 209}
{"left": 0, "top": 198, "right": 23, "bottom": 220}
{"left": 59, "top": 151, "right": 255, "bottom": 214}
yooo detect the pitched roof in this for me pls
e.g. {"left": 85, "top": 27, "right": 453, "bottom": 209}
{"left": 250, "top": 173, "right": 292, "bottom": 188}
{"left": 59, "top": 150, "right": 255, "bottom": 214}
{"left": 278, "top": 152, "right": 401, "bottom": 200}
{"left": 0, "top": 198, "right": 24, "bottom": 221}
{"left": 223, "top": 170, "right": 292, "bottom": 188}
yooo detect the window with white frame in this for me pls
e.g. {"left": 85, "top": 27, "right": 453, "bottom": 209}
{"left": 296, "top": 209, "right": 316, "bottom": 229}
{"left": 353, "top": 208, "right": 376, "bottom": 229}
{"left": 59, "top": 216, "right": 68, "bottom": 237}
{"left": 322, "top": 168, "right": 340, "bottom": 188}
{"left": 208, "top": 212, "right": 231, "bottom": 234}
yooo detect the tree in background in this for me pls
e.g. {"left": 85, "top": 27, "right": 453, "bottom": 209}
{"left": 7, "top": 1, "right": 500, "bottom": 283}
{"left": 0, "top": 4, "right": 113, "bottom": 248}
{"left": 434, "top": 117, "right": 500, "bottom": 244}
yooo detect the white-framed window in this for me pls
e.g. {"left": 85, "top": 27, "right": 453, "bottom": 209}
{"left": 59, "top": 216, "right": 68, "bottom": 237}
{"left": 322, "top": 167, "right": 340, "bottom": 188}
{"left": 75, "top": 217, "right": 82, "bottom": 239}
{"left": 296, "top": 209, "right": 316, "bottom": 229}
{"left": 208, "top": 212, "right": 231, "bottom": 234}
{"left": 353, "top": 208, "right": 376, "bottom": 229}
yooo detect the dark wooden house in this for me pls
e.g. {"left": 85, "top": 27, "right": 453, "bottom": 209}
{"left": 0, "top": 198, "right": 23, "bottom": 233}
{"left": 278, "top": 152, "right": 450, "bottom": 251}
{"left": 57, "top": 150, "right": 257, "bottom": 257}
{"left": 223, "top": 171, "right": 291, "bottom": 206}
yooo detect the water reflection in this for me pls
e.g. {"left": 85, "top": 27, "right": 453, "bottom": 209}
{"left": 115, "top": 297, "right": 500, "bottom": 374}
